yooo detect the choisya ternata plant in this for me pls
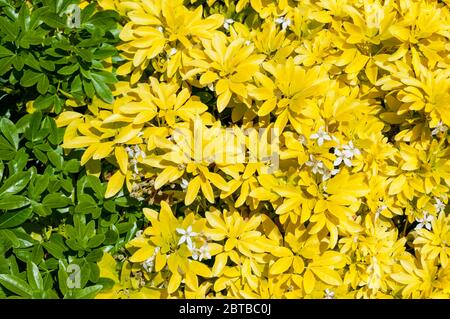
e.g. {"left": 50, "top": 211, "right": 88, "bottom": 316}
{"left": 52, "top": 0, "right": 450, "bottom": 299}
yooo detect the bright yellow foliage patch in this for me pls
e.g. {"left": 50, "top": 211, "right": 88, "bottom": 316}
{"left": 59, "top": 0, "right": 450, "bottom": 298}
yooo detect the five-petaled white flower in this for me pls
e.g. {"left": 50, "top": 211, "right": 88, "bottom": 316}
{"left": 223, "top": 18, "right": 234, "bottom": 30}
{"left": 434, "top": 197, "right": 446, "bottom": 213}
{"left": 176, "top": 226, "right": 197, "bottom": 249}
{"left": 305, "top": 155, "right": 325, "bottom": 175}
{"left": 334, "top": 141, "right": 360, "bottom": 167}
{"left": 431, "top": 121, "right": 448, "bottom": 136}
{"left": 310, "top": 127, "right": 332, "bottom": 146}
{"left": 334, "top": 148, "right": 352, "bottom": 167}
{"left": 192, "top": 243, "right": 211, "bottom": 261}
{"left": 322, "top": 167, "right": 340, "bottom": 181}
{"left": 342, "top": 141, "right": 360, "bottom": 158}
{"left": 415, "top": 211, "right": 433, "bottom": 230}
{"left": 324, "top": 288, "right": 335, "bottom": 299}
{"left": 275, "top": 16, "right": 291, "bottom": 31}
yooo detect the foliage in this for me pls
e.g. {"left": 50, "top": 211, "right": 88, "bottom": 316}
{"left": 1, "top": 0, "right": 450, "bottom": 299}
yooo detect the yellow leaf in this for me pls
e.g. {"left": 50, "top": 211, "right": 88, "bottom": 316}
{"left": 199, "top": 71, "right": 219, "bottom": 85}
{"left": 276, "top": 198, "right": 301, "bottom": 215}
{"left": 105, "top": 170, "right": 125, "bottom": 198}
{"left": 154, "top": 166, "right": 183, "bottom": 190}
{"left": 388, "top": 175, "right": 406, "bottom": 195}
{"left": 155, "top": 253, "right": 167, "bottom": 272}
{"left": 212, "top": 253, "right": 228, "bottom": 277}
{"left": 115, "top": 147, "right": 128, "bottom": 175}
{"left": 185, "top": 176, "right": 201, "bottom": 205}
{"left": 93, "top": 142, "right": 114, "bottom": 160}
{"left": 311, "top": 267, "right": 342, "bottom": 286}
{"left": 365, "top": 59, "right": 378, "bottom": 85}
{"left": 345, "top": 53, "right": 369, "bottom": 74}
{"left": 217, "top": 90, "right": 232, "bottom": 113}
{"left": 130, "top": 245, "right": 154, "bottom": 263}
{"left": 269, "top": 257, "right": 293, "bottom": 275}
{"left": 168, "top": 271, "right": 182, "bottom": 294}
{"left": 98, "top": 252, "right": 119, "bottom": 283}
{"left": 185, "top": 270, "right": 198, "bottom": 290}
{"left": 391, "top": 273, "right": 416, "bottom": 285}
{"left": 191, "top": 261, "right": 212, "bottom": 278}
{"left": 62, "top": 136, "right": 98, "bottom": 149}
{"left": 303, "top": 269, "right": 316, "bottom": 294}
{"left": 81, "top": 144, "right": 98, "bottom": 166}
{"left": 56, "top": 112, "right": 83, "bottom": 127}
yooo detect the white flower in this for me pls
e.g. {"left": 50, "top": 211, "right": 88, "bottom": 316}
{"left": 180, "top": 178, "right": 189, "bottom": 190}
{"left": 208, "top": 83, "right": 215, "bottom": 92}
{"left": 310, "top": 127, "right": 332, "bottom": 146}
{"left": 143, "top": 247, "right": 160, "bottom": 272}
{"left": 275, "top": 16, "right": 291, "bottom": 31}
{"left": 191, "top": 243, "right": 211, "bottom": 261}
{"left": 305, "top": 155, "right": 325, "bottom": 175}
{"left": 223, "top": 18, "right": 234, "bottom": 30}
{"left": 176, "top": 226, "right": 197, "bottom": 249}
{"left": 143, "top": 257, "right": 154, "bottom": 273}
{"left": 334, "top": 141, "right": 360, "bottom": 167}
{"left": 322, "top": 167, "right": 340, "bottom": 181}
{"left": 298, "top": 134, "right": 307, "bottom": 146}
{"left": 415, "top": 211, "right": 433, "bottom": 231}
{"left": 342, "top": 141, "right": 360, "bottom": 158}
{"left": 434, "top": 197, "right": 446, "bottom": 213}
{"left": 333, "top": 148, "right": 352, "bottom": 167}
{"left": 324, "top": 288, "right": 335, "bottom": 299}
{"left": 197, "top": 243, "right": 211, "bottom": 261}
{"left": 431, "top": 121, "right": 448, "bottom": 136}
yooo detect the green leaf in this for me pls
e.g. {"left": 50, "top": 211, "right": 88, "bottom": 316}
{"left": 0, "top": 208, "right": 32, "bottom": 228}
{"left": 20, "top": 70, "right": 43, "bottom": 87}
{"left": 58, "top": 64, "right": 79, "bottom": 75}
{"left": 0, "top": 46, "right": 14, "bottom": 58}
{"left": 0, "top": 171, "right": 31, "bottom": 197}
{"left": 11, "top": 228, "right": 36, "bottom": 248}
{"left": 0, "top": 117, "right": 19, "bottom": 150}
{"left": 0, "top": 56, "right": 15, "bottom": 76}
{"left": 63, "top": 159, "right": 80, "bottom": 174}
{"left": 37, "top": 75, "right": 50, "bottom": 94}
{"left": 33, "top": 95, "right": 54, "bottom": 110}
{"left": 43, "top": 235, "right": 68, "bottom": 259}
{"left": 0, "top": 195, "right": 30, "bottom": 210}
{"left": 83, "top": 79, "right": 95, "bottom": 98}
{"left": 0, "top": 229, "right": 20, "bottom": 248}
{"left": 47, "top": 151, "right": 63, "bottom": 170}
{"left": 42, "top": 193, "right": 72, "bottom": 209}
{"left": 73, "top": 285, "right": 103, "bottom": 299}
{"left": 91, "top": 70, "right": 117, "bottom": 84}
{"left": 87, "top": 234, "right": 105, "bottom": 248}
{"left": 87, "top": 176, "right": 104, "bottom": 199}
{"left": 27, "top": 262, "right": 44, "bottom": 291}
{"left": 42, "top": 13, "right": 67, "bottom": 28}
{"left": 0, "top": 17, "right": 18, "bottom": 39}
{"left": 91, "top": 73, "right": 113, "bottom": 103}
{"left": 0, "top": 274, "right": 32, "bottom": 298}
